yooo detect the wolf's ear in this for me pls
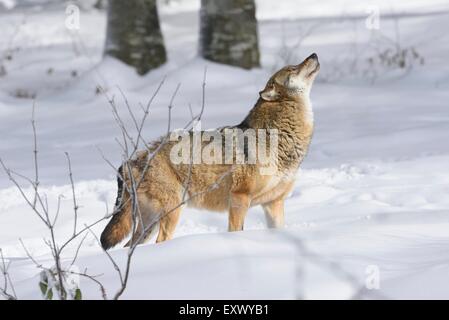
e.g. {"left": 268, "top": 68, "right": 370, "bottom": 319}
{"left": 259, "top": 84, "right": 279, "bottom": 101}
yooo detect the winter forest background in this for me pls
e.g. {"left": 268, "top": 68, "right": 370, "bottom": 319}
{"left": 1, "top": 0, "right": 449, "bottom": 299}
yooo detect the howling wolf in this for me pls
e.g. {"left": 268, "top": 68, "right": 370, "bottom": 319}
{"left": 100, "top": 53, "right": 320, "bottom": 250}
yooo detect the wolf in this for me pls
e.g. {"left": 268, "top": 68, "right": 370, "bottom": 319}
{"left": 100, "top": 53, "right": 320, "bottom": 250}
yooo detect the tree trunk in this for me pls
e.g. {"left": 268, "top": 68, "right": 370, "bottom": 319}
{"left": 200, "top": 0, "right": 260, "bottom": 69}
{"left": 105, "top": 0, "right": 166, "bottom": 75}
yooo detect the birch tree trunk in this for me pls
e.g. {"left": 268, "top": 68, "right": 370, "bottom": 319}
{"left": 200, "top": 0, "right": 260, "bottom": 69}
{"left": 105, "top": 0, "right": 167, "bottom": 75}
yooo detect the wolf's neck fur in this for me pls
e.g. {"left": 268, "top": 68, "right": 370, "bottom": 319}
{"left": 239, "top": 96, "right": 315, "bottom": 137}
{"left": 238, "top": 95, "right": 314, "bottom": 173}
{"left": 280, "top": 96, "right": 314, "bottom": 170}
{"left": 299, "top": 94, "right": 314, "bottom": 125}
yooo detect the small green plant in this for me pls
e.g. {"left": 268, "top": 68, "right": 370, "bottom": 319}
{"left": 39, "top": 268, "right": 82, "bottom": 300}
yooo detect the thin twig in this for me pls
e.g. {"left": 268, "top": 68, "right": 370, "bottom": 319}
{"left": 0, "top": 249, "right": 17, "bottom": 300}
{"left": 31, "top": 101, "right": 39, "bottom": 208}
{"left": 65, "top": 152, "right": 79, "bottom": 236}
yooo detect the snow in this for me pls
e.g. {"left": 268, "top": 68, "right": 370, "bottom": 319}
{"left": 1, "top": 0, "right": 449, "bottom": 299}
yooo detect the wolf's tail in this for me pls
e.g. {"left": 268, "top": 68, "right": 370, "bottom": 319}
{"left": 100, "top": 166, "right": 132, "bottom": 250}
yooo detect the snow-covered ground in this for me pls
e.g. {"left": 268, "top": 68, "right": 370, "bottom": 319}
{"left": 1, "top": 0, "right": 449, "bottom": 299}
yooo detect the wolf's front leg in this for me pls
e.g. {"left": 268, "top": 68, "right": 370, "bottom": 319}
{"left": 262, "top": 198, "right": 284, "bottom": 228}
{"left": 228, "top": 193, "right": 250, "bottom": 231}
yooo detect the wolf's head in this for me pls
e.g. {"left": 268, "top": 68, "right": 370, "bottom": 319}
{"left": 260, "top": 53, "right": 320, "bottom": 102}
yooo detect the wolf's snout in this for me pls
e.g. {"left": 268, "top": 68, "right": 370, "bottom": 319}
{"left": 306, "top": 53, "right": 319, "bottom": 67}
{"left": 304, "top": 53, "right": 320, "bottom": 75}
{"left": 307, "top": 53, "right": 318, "bottom": 61}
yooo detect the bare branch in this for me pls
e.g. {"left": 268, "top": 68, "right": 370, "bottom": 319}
{"left": 19, "top": 239, "right": 42, "bottom": 269}
{"left": 84, "top": 225, "right": 124, "bottom": 288}
{"left": 0, "top": 249, "right": 17, "bottom": 300}
{"left": 31, "top": 101, "right": 39, "bottom": 208}
{"left": 65, "top": 152, "right": 79, "bottom": 236}
{"left": 69, "top": 232, "right": 88, "bottom": 269}
{"left": 0, "top": 158, "right": 48, "bottom": 226}
{"left": 198, "top": 66, "right": 207, "bottom": 122}
{"left": 68, "top": 270, "right": 107, "bottom": 300}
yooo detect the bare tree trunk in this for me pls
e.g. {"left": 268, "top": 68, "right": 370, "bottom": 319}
{"left": 200, "top": 0, "right": 260, "bottom": 69}
{"left": 105, "top": 0, "right": 167, "bottom": 75}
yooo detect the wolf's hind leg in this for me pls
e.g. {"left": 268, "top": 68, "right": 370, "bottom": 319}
{"left": 262, "top": 198, "right": 284, "bottom": 228}
{"left": 156, "top": 207, "right": 181, "bottom": 243}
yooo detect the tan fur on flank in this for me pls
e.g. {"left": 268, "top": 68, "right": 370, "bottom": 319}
{"left": 100, "top": 53, "right": 320, "bottom": 250}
